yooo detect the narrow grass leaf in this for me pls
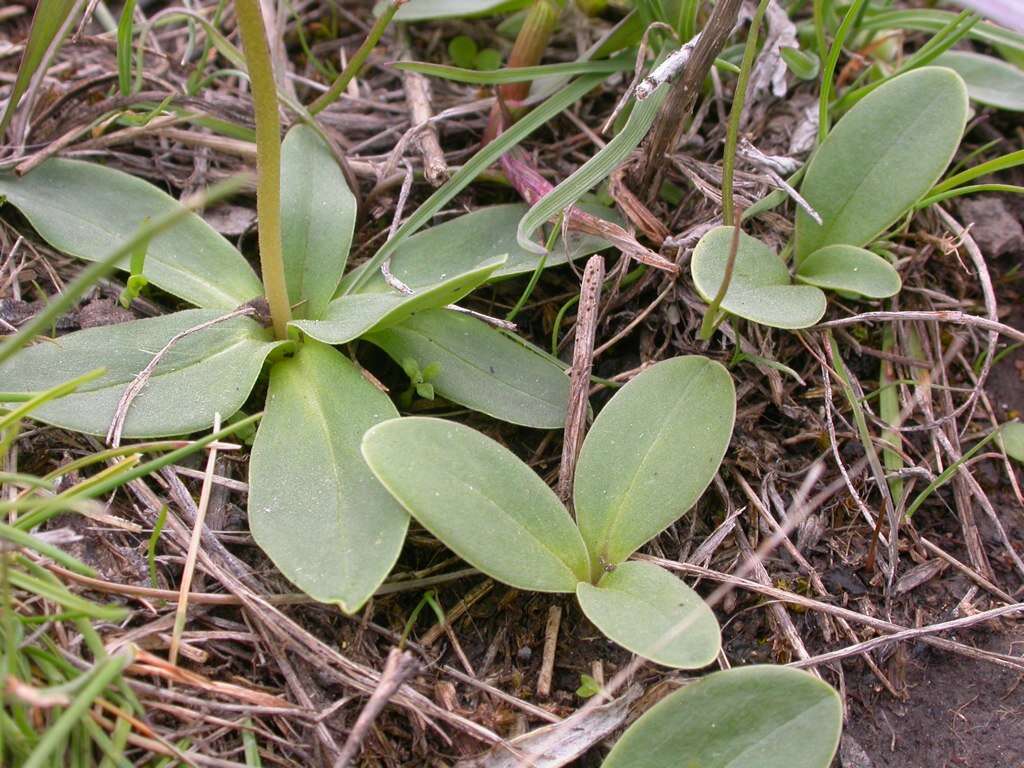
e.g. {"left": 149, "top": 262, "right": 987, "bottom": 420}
{"left": 362, "top": 417, "right": 591, "bottom": 592}
{"left": 516, "top": 80, "right": 669, "bottom": 253}
{"left": 248, "top": 342, "right": 409, "bottom": 613}
{"left": 576, "top": 561, "right": 720, "bottom": 668}
{"left": 0, "top": 0, "right": 78, "bottom": 134}
{"left": 393, "top": 56, "right": 630, "bottom": 84}
{"left": 860, "top": 8, "right": 1024, "bottom": 55}
{"left": 346, "top": 72, "right": 609, "bottom": 294}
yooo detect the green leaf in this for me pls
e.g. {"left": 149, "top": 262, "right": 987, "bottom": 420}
{"left": 0, "top": 0, "right": 78, "bottom": 134}
{"left": 860, "top": 8, "right": 1024, "bottom": 57}
{"left": 393, "top": 57, "right": 629, "bottom": 85}
{"left": 361, "top": 417, "right": 591, "bottom": 592}
{"left": 280, "top": 125, "right": 357, "bottom": 320}
{"left": 601, "top": 666, "right": 843, "bottom": 768}
{"left": 0, "top": 310, "right": 282, "bottom": 438}
{"left": 575, "top": 673, "right": 600, "bottom": 698}
{"left": 796, "top": 67, "right": 968, "bottom": 262}
{"left": 346, "top": 72, "right": 609, "bottom": 293}
{"left": 448, "top": 35, "right": 478, "bottom": 68}
{"left": 516, "top": 76, "right": 669, "bottom": 253}
{"left": 365, "top": 309, "right": 569, "bottom": 429}
{"left": 338, "top": 202, "right": 616, "bottom": 295}
{"left": 691, "top": 227, "right": 827, "bottom": 330}
{"left": 999, "top": 422, "right": 1024, "bottom": 464}
{"left": 294, "top": 258, "right": 506, "bottom": 345}
{"left": 795, "top": 245, "right": 902, "bottom": 299}
{"left": 934, "top": 51, "right": 1024, "bottom": 112}
{"left": 576, "top": 561, "right": 720, "bottom": 669}
{"left": 574, "top": 357, "right": 735, "bottom": 575}
{"left": 0, "top": 160, "right": 262, "bottom": 309}
{"left": 474, "top": 48, "right": 503, "bottom": 70}
{"left": 248, "top": 342, "right": 409, "bottom": 613}
{"left": 780, "top": 46, "right": 820, "bottom": 80}
{"left": 385, "top": 0, "right": 531, "bottom": 21}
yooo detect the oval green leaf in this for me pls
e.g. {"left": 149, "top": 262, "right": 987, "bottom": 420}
{"left": 362, "top": 417, "right": 590, "bottom": 592}
{"left": 448, "top": 35, "right": 478, "bottom": 68}
{"left": 365, "top": 309, "right": 569, "bottom": 429}
{"left": 796, "top": 67, "right": 968, "bottom": 261}
{"left": 795, "top": 244, "right": 902, "bottom": 298}
{"left": 574, "top": 356, "right": 735, "bottom": 576}
{"left": 601, "top": 666, "right": 843, "bottom": 768}
{"left": 576, "top": 561, "right": 720, "bottom": 669}
{"left": 0, "top": 160, "right": 263, "bottom": 309}
{"left": 0, "top": 310, "right": 281, "bottom": 438}
{"left": 691, "top": 226, "right": 827, "bottom": 330}
{"left": 338, "top": 202, "right": 616, "bottom": 295}
{"left": 934, "top": 51, "right": 1024, "bottom": 112}
{"left": 293, "top": 257, "right": 506, "bottom": 345}
{"left": 281, "top": 125, "right": 357, "bottom": 320}
{"left": 999, "top": 422, "right": 1024, "bottom": 464}
{"left": 249, "top": 342, "right": 409, "bottom": 613}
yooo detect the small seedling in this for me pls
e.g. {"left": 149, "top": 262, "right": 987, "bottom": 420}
{"left": 398, "top": 357, "right": 441, "bottom": 408}
{"left": 363, "top": 356, "right": 735, "bottom": 667}
{"left": 448, "top": 34, "right": 503, "bottom": 70}
{"left": 693, "top": 66, "right": 969, "bottom": 330}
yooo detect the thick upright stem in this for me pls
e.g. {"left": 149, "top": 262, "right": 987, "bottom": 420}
{"left": 483, "top": 0, "right": 561, "bottom": 143}
{"left": 235, "top": 0, "right": 291, "bottom": 340}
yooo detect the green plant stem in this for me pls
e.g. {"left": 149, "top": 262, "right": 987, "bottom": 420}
{"left": 721, "top": 0, "right": 770, "bottom": 225}
{"left": 698, "top": 218, "right": 740, "bottom": 341}
{"left": 235, "top": 0, "right": 291, "bottom": 340}
{"left": 307, "top": 1, "right": 402, "bottom": 115}
{"left": 818, "top": 0, "right": 867, "bottom": 144}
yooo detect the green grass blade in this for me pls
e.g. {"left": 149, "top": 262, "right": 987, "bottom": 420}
{"left": 0, "top": 174, "right": 250, "bottom": 367}
{"left": 516, "top": 77, "right": 669, "bottom": 253}
{"left": 0, "top": 0, "right": 79, "bottom": 135}
{"left": 344, "top": 72, "right": 608, "bottom": 294}
{"left": 392, "top": 55, "right": 630, "bottom": 84}
{"left": 22, "top": 649, "right": 135, "bottom": 768}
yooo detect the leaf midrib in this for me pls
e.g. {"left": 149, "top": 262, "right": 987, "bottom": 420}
{"left": 592, "top": 365, "right": 709, "bottom": 560}
{"left": 403, "top": 455, "right": 582, "bottom": 587}
{"left": 807, "top": 84, "right": 952, "bottom": 251}
{"left": 73, "top": 331, "right": 264, "bottom": 396}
